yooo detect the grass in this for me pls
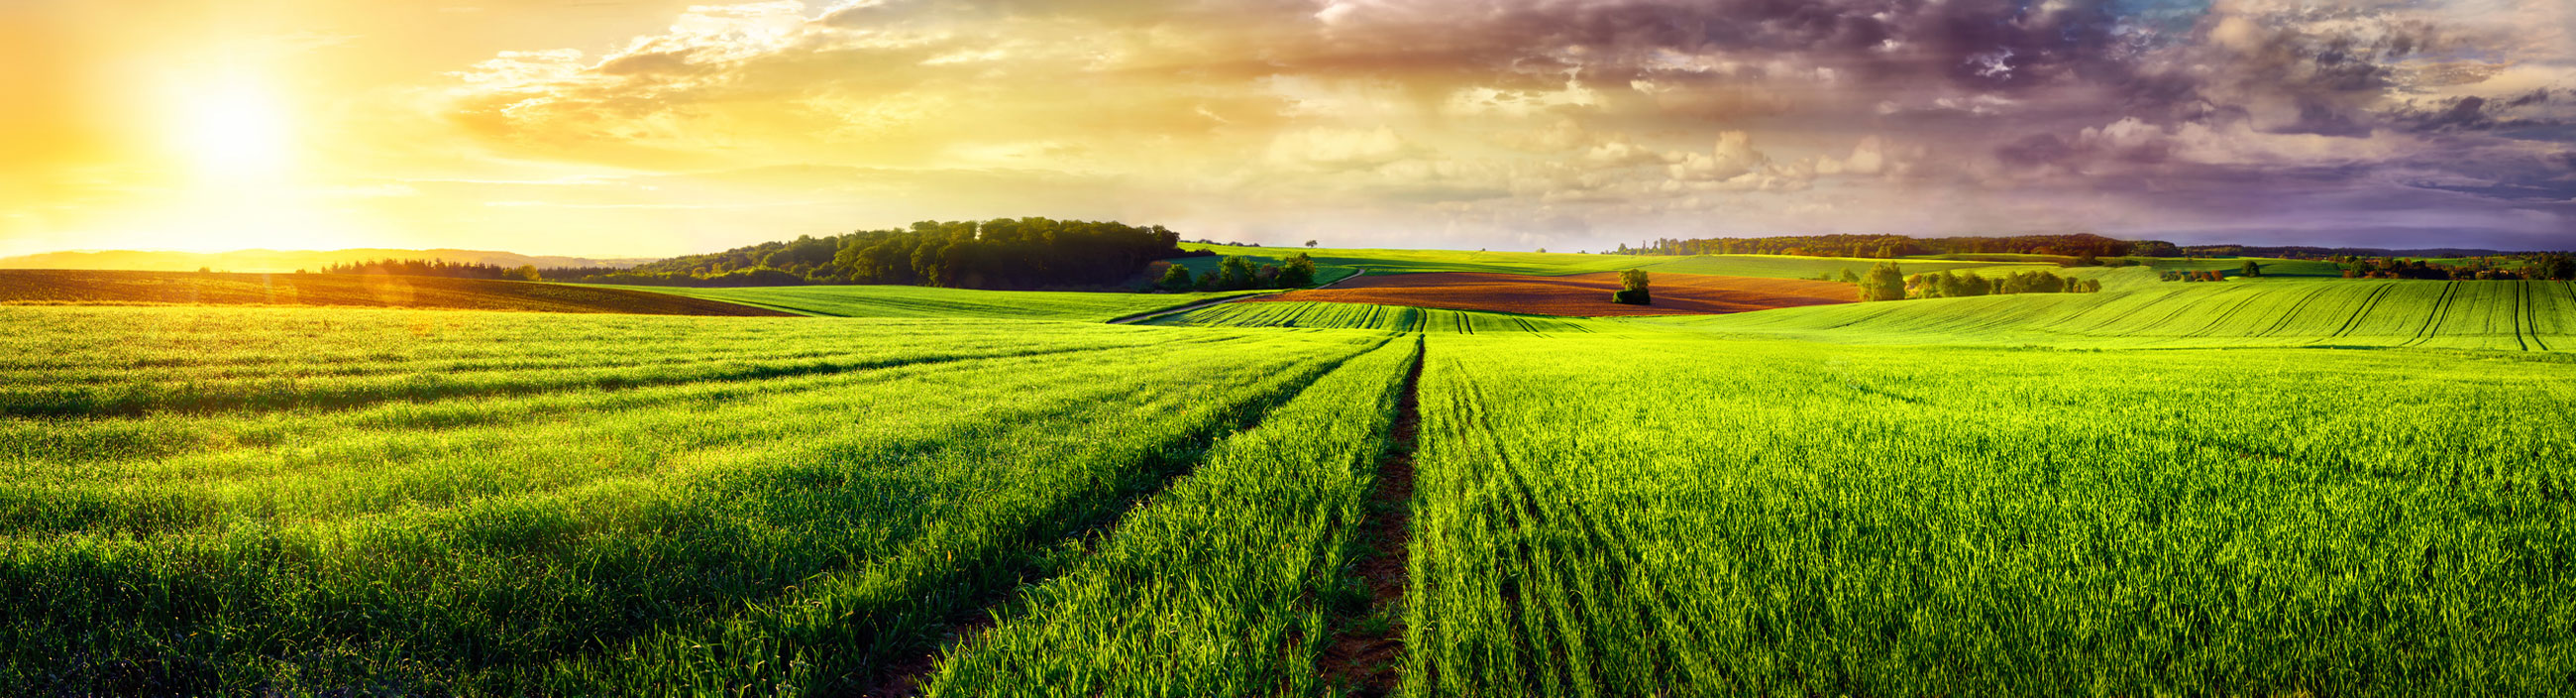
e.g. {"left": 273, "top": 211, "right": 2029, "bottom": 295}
{"left": 0, "top": 270, "right": 788, "bottom": 316}
{"left": 12, "top": 273, "right": 2576, "bottom": 696}
{"left": 598, "top": 284, "right": 1269, "bottom": 321}
{"left": 924, "top": 336, "right": 1421, "bottom": 696}
{"left": 0, "top": 304, "right": 1385, "bottom": 695}
{"left": 1181, "top": 243, "right": 2047, "bottom": 280}
{"left": 1403, "top": 332, "right": 2576, "bottom": 696}
{"left": 1642, "top": 279, "right": 2576, "bottom": 351}
{"left": 1148, "top": 300, "right": 1606, "bottom": 334}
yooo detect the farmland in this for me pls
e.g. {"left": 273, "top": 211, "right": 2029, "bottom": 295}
{"left": 1151, "top": 300, "right": 1606, "bottom": 335}
{"left": 0, "top": 270, "right": 789, "bottom": 316}
{"left": 1404, "top": 333, "right": 2576, "bottom": 695}
{"left": 1655, "top": 278, "right": 2576, "bottom": 350}
{"left": 8, "top": 261, "right": 2574, "bottom": 696}
{"left": 0, "top": 304, "right": 1396, "bottom": 694}
{"left": 602, "top": 284, "right": 1269, "bottom": 321}
{"left": 1244, "top": 272, "right": 1852, "bottom": 316}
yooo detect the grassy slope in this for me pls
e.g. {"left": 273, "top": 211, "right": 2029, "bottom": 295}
{"left": 0, "top": 305, "right": 1385, "bottom": 695}
{"left": 925, "top": 337, "right": 1419, "bottom": 696}
{"left": 603, "top": 285, "right": 1269, "bottom": 321}
{"left": 0, "top": 270, "right": 787, "bottom": 316}
{"left": 1179, "top": 243, "right": 2049, "bottom": 280}
{"left": 1405, "top": 332, "right": 2576, "bottom": 696}
{"left": 1148, "top": 300, "right": 1609, "bottom": 335}
{"left": 1642, "top": 278, "right": 2576, "bottom": 351}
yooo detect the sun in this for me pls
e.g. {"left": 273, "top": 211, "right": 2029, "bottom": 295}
{"left": 166, "top": 73, "right": 293, "bottom": 178}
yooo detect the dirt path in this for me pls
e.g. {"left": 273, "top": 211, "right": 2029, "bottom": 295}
{"left": 1318, "top": 339, "right": 1422, "bottom": 695}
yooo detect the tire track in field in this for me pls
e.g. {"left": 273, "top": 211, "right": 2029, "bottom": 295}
{"left": 2253, "top": 284, "right": 2334, "bottom": 337}
{"left": 1319, "top": 336, "right": 1424, "bottom": 696}
{"left": 2514, "top": 282, "right": 2531, "bottom": 352}
{"left": 851, "top": 338, "right": 1392, "bottom": 698}
{"left": 2321, "top": 283, "right": 2398, "bottom": 342}
{"left": 2405, "top": 282, "right": 2460, "bottom": 347}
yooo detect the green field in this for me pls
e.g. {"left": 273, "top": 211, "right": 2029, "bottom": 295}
{"left": 1650, "top": 279, "right": 2576, "bottom": 350}
{"left": 11, "top": 271, "right": 2576, "bottom": 695}
{"left": 1182, "top": 243, "right": 2057, "bottom": 281}
{"left": 602, "top": 284, "right": 1265, "bottom": 321}
{"left": 1149, "top": 300, "right": 1604, "bottom": 335}
{"left": 1404, "top": 333, "right": 2576, "bottom": 695}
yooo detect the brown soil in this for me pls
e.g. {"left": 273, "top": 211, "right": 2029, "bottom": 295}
{"left": 1318, "top": 346, "right": 1423, "bottom": 695}
{"left": 1245, "top": 272, "right": 1852, "bottom": 316}
{"left": 0, "top": 270, "right": 793, "bottom": 316}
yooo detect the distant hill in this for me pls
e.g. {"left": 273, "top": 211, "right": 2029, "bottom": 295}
{"left": 0, "top": 270, "right": 790, "bottom": 317}
{"left": 0, "top": 249, "right": 658, "bottom": 274}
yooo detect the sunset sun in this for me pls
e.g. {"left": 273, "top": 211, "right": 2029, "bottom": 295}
{"left": 166, "top": 73, "right": 291, "bottom": 178}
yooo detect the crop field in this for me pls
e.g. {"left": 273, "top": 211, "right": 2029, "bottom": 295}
{"left": 1150, "top": 300, "right": 1606, "bottom": 335}
{"left": 1244, "top": 272, "right": 1852, "bottom": 316}
{"left": 0, "top": 270, "right": 789, "bottom": 316}
{"left": 1182, "top": 244, "right": 2034, "bottom": 281}
{"left": 1405, "top": 332, "right": 2576, "bottom": 695}
{"left": 10, "top": 274, "right": 2574, "bottom": 697}
{"left": 1652, "top": 279, "right": 2576, "bottom": 350}
{"left": 0, "top": 304, "right": 1403, "bottom": 695}
{"left": 601, "top": 284, "right": 1267, "bottom": 321}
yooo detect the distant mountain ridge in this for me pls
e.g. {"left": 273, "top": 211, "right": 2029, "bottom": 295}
{"left": 0, "top": 249, "right": 660, "bottom": 274}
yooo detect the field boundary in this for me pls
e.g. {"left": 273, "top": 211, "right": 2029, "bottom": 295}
{"left": 1319, "top": 335, "right": 1423, "bottom": 695}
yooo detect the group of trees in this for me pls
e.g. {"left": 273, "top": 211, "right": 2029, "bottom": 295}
{"left": 2163, "top": 270, "right": 2230, "bottom": 282}
{"left": 1855, "top": 263, "right": 2101, "bottom": 301}
{"left": 320, "top": 259, "right": 540, "bottom": 282}
{"left": 1154, "top": 254, "right": 1319, "bottom": 292}
{"left": 1618, "top": 234, "right": 2149, "bottom": 259}
{"left": 2338, "top": 255, "right": 2576, "bottom": 281}
{"left": 543, "top": 218, "right": 1195, "bottom": 290}
{"left": 1613, "top": 270, "right": 1650, "bottom": 304}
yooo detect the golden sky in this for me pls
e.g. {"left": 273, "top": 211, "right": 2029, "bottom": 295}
{"left": 5, "top": 0, "right": 2573, "bottom": 258}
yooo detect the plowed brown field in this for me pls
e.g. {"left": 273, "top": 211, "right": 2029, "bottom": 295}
{"left": 0, "top": 270, "right": 794, "bottom": 316}
{"left": 1246, "top": 272, "right": 1853, "bottom": 316}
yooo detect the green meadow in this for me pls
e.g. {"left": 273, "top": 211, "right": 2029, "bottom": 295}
{"left": 9, "top": 248, "right": 2573, "bottom": 696}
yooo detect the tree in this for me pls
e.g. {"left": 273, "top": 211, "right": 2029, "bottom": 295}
{"left": 1860, "top": 262, "right": 1906, "bottom": 301}
{"left": 2239, "top": 260, "right": 2262, "bottom": 277}
{"left": 1218, "top": 256, "right": 1258, "bottom": 290}
{"left": 1305, "top": 240, "right": 1319, "bottom": 248}
{"left": 1158, "top": 264, "right": 1194, "bottom": 291}
{"left": 1838, "top": 269, "right": 1860, "bottom": 284}
{"left": 1612, "top": 269, "right": 1651, "bottom": 304}
{"left": 1278, "top": 253, "right": 1318, "bottom": 288}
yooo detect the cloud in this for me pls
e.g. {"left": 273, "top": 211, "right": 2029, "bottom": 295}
{"left": 415, "top": 0, "right": 2576, "bottom": 250}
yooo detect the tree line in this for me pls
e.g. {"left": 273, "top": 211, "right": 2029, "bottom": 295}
{"left": 544, "top": 218, "right": 1199, "bottom": 290}
{"left": 1151, "top": 254, "right": 1318, "bottom": 291}
{"left": 2336, "top": 254, "right": 2576, "bottom": 281}
{"left": 1854, "top": 263, "right": 2100, "bottom": 301}
{"left": 319, "top": 259, "right": 540, "bottom": 281}
{"left": 1618, "top": 234, "right": 2153, "bottom": 259}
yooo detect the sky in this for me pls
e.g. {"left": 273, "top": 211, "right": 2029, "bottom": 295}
{"left": 4, "top": 0, "right": 2573, "bottom": 258}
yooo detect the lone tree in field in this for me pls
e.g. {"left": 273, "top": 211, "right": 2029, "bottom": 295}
{"left": 2240, "top": 260, "right": 2263, "bottom": 277}
{"left": 1860, "top": 261, "right": 1906, "bottom": 301}
{"left": 1305, "top": 240, "right": 1318, "bottom": 248}
{"left": 1613, "top": 269, "right": 1652, "bottom": 305}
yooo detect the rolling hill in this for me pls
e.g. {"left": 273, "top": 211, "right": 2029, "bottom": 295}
{"left": 0, "top": 270, "right": 790, "bottom": 316}
{"left": 1643, "top": 278, "right": 2576, "bottom": 351}
{"left": 0, "top": 249, "right": 657, "bottom": 274}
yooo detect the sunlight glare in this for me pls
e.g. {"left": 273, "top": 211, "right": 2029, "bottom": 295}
{"left": 167, "top": 73, "right": 292, "bottom": 178}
